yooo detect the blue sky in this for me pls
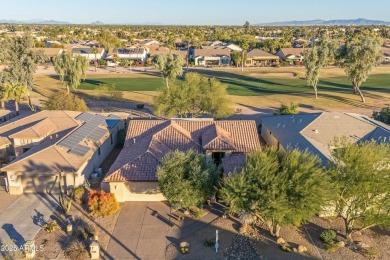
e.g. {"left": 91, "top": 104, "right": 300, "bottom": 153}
{"left": 1, "top": 0, "right": 389, "bottom": 25}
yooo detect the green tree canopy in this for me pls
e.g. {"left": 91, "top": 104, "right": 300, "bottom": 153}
{"left": 0, "top": 36, "right": 46, "bottom": 89}
{"left": 153, "top": 72, "right": 233, "bottom": 119}
{"left": 304, "top": 34, "right": 337, "bottom": 99}
{"left": 43, "top": 90, "right": 88, "bottom": 112}
{"left": 53, "top": 53, "right": 89, "bottom": 93}
{"left": 331, "top": 139, "right": 390, "bottom": 239}
{"left": 220, "top": 148, "right": 331, "bottom": 236}
{"left": 230, "top": 51, "right": 247, "bottom": 67}
{"left": 338, "top": 35, "right": 383, "bottom": 102}
{"left": 157, "top": 150, "right": 219, "bottom": 209}
{"left": 153, "top": 54, "right": 184, "bottom": 88}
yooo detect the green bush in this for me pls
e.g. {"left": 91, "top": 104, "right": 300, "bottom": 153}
{"left": 73, "top": 187, "right": 86, "bottom": 204}
{"left": 203, "top": 239, "right": 215, "bottom": 247}
{"left": 320, "top": 229, "right": 336, "bottom": 246}
{"left": 273, "top": 102, "right": 299, "bottom": 115}
{"left": 43, "top": 91, "right": 88, "bottom": 112}
{"left": 43, "top": 220, "right": 59, "bottom": 233}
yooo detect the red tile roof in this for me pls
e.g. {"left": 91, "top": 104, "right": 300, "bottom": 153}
{"left": 104, "top": 119, "right": 261, "bottom": 182}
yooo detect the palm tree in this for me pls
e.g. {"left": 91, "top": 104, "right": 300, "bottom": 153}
{"left": 4, "top": 82, "right": 27, "bottom": 115}
{"left": 112, "top": 54, "right": 120, "bottom": 72}
{"left": 91, "top": 47, "right": 99, "bottom": 72}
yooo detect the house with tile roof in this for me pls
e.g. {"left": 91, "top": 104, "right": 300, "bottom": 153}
{"left": 71, "top": 47, "right": 106, "bottom": 61}
{"left": 193, "top": 47, "right": 231, "bottom": 66}
{"left": 0, "top": 111, "right": 124, "bottom": 194}
{"left": 106, "top": 48, "right": 148, "bottom": 63}
{"left": 276, "top": 47, "right": 310, "bottom": 64}
{"left": 245, "top": 49, "right": 279, "bottom": 67}
{"left": 260, "top": 112, "right": 390, "bottom": 165}
{"left": 102, "top": 119, "right": 261, "bottom": 202}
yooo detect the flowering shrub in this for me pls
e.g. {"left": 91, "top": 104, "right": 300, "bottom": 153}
{"left": 88, "top": 190, "right": 119, "bottom": 217}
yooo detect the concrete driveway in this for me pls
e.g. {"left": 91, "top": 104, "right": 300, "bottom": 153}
{"left": 106, "top": 202, "right": 180, "bottom": 260}
{"left": 0, "top": 193, "right": 58, "bottom": 247}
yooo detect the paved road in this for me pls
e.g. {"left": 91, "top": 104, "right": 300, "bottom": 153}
{"left": 0, "top": 193, "right": 58, "bottom": 247}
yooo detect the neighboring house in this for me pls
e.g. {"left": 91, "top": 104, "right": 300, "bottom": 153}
{"left": 34, "top": 48, "right": 63, "bottom": 62}
{"left": 208, "top": 40, "right": 225, "bottom": 47}
{"left": 138, "top": 39, "right": 160, "bottom": 47}
{"left": 226, "top": 43, "right": 242, "bottom": 52}
{"left": 381, "top": 46, "right": 390, "bottom": 63}
{"left": 245, "top": 49, "right": 279, "bottom": 67}
{"left": 106, "top": 48, "right": 148, "bottom": 63}
{"left": 0, "top": 111, "right": 124, "bottom": 194}
{"left": 193, "top": 47, "right": 231, "bottom": 66}
{"left": 45, "top": 40, "right": 62, "bottom": 47}
{"left": 72, "top": 47, "right": 106, "bottom": 61}
{"left": 102, "top": 119, "right": 261, "bottom": 202}
{"left": 0, "top": 110, "right": 16, "bottom": 124}
{"left": 149, "top": 47, "right": 187, "bottom": 60}
{"left": 260, "top": 112, "right": 390, "bottom": 164}
{"left": 276, "top": 48, "right": 310, "bottom": 63}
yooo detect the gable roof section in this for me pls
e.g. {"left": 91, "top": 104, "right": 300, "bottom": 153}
{"left": 1, "top": 111, "right": 119, "bottom": 173}
{"left": 247, "top": 49, "right": 279, "bottom": 59}
{"left": 260, "top": 112, "right": 390, "bottom": 164}
{"left": 104, "top": 119, "right": 260, "bottom": 182}
{"left": 202, "top": 124, "right": 236, "bottom": 151}
{"left": 10, "top": 118, "right": 57, "bottom": 139}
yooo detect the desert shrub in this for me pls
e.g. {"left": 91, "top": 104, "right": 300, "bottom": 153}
{"left": 43, "top": 220, "right": 59, "bottom": 233}
{"left": 84, "top": 223, "right": 97, "bottom": 237}
{"left": 43, "top": 91, "right": 88, "bottom": 112}
{"left": 192, "top": 208, "right": 204, "bottom": 220}
{"left": 88, "top": 190, "right": 119, "bottom": 217}
{"left": 75, "top": 225, "right": 88, "bottom": 240}
{"left": 99, "top": 59, "right": 106, "bottom": 66}
{"left": 73, "top": 187, "right": 86, "bottom": 204}
{"left": 373, "top": 106, "right": 390, "bottom": 124}
{"left": 273, "top": 102, "right": 299, "bottom": 115}
{"left": 360, "top": 246, "right": 380, "bottom": 259}
{"left": 203, "top": 239, "right": 215, "bottom": 247}
{"left": 320, "top": 229, "right": 336, "bottom": 247}
{"left": 64, "top": 241, "right": 89, "bottom": 260}
{"left": 280, "top": 245, "right": 292, "bottom": 252}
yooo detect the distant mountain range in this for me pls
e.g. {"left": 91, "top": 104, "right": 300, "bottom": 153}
{"left": 0, "top": 19, "right": 70, "bottom": 24}
{"left": 255, "top": 18, "right": 390, "bottom": 26}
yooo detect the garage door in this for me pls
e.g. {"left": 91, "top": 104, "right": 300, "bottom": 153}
{"left": 22, "top": 175, "right": 64, "bottom": 194}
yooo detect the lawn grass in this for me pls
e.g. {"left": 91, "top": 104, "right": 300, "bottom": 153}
{"left": 76, "top": 73, "right": 390, "bottom": 98}
{"left": 32, "top": 68, "right": 390, "bottom": 113}
{"left": 79, "top": 77, "right": 164, "bottom": 91}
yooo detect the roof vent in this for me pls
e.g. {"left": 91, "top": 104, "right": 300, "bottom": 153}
{"left": 277, "top": 123, "right": 281, "bottom": 128}
{"left": 299, "top": 119, "right": 302, "bottom": 123}
{"left": 313, "top": 129, "right": 319, "bottom": 133}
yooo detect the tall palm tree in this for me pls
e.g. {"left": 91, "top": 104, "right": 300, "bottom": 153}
{"left": 4, "top": 82, "right": 27, "bottom": 115}
{"left": 91, "top": 47, "right": 99, "bottom": 72}
{"left": 112, "top": 54, "right": 119, "bottom": 72}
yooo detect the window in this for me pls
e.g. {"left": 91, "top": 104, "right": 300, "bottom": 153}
{"left": 212, "top": 152, "right": 225, "bottom": 165}
{"left": 98, "top": 147, "right": 101, "bottom": 156}
{"left": 110, "top": 133, "right": 113, "bottom": 145}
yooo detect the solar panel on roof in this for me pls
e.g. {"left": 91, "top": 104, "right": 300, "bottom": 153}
{"left": 57, "top": 113, "right": 117, "bottom": 156}
{"left": 69, "top": 144, "right": 90, "bottom": 157}
{"left": 88, "top": 128, "right": 107, "bottom": 141}
{"left": 76, "top": 112, "right": 94, "bottom": 122}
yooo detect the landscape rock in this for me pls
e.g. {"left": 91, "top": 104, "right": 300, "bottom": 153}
{"left": 293, "top": 248, "right": 298, "bottom": 252}
{"left": 298, "top": 245, "right": 307, "bottom": 253}
{"left": 356, "top": 241, "right": 369, "bottom": 248}
{"left": 276, "top": 237, "right": 286, "bottom": 244}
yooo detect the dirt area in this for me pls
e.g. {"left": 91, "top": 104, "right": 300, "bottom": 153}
{"left": 249, "top": 72, "right": 297, "bottom": 78}
{"left": 305, "top": 217, "right": 390, "bottom": 260}
{"left": 33, "top": 197, "right": 120, "bottom": 259}
{"left": 166, "top": 216, "right": 242, "bottom": 259}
